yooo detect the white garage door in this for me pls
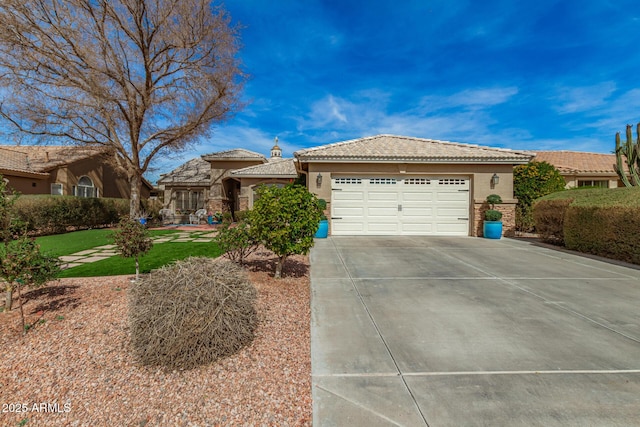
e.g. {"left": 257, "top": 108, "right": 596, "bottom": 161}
{"left": 331, "top": 176, "right": 470, "bottom": 236}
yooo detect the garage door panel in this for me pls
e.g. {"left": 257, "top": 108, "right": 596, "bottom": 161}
{"left": 334, "top": 207, "right": 365, "bottom": 216}
{"left": 367, "top": 192, "right": 398, "bottom": 201}
{"left": 402, "top": 191, "right": 435, "bottom": 202}
{"left": 402, "top": 207, "right": 433, "bottom": 217}
{"left": 333, "top": 223, "right": 365, "bottom": 233}
{"left": 333, "top": 191, "right": 364, "bottom": 201}
{"left": 436, "top": 192, "right": 469, "bottom": 202}
{"left": 436, "top": 207, "right": 469, "bottom": 217}
{"left": 402, "top": 223, "right": 434, "bottom": 233}
{"left": 367, "top": 208, "right": 398, "bottom": 218}
{"left": 435, "top": 222, "right": 469, "bottom": 234}
{"left": 368, "top": 222, "right": 400, "bottom": 233}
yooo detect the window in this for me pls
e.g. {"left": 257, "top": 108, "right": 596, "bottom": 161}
{"left": 404, "top": 178, "right": 430, "bottom": 185}
{"left": 51, "top": 183, "right": 63, "bottom": 196}
{"left": 578, "top": 180, "right": 608, "bottom": 188}
{"left": 334, "top": 178, "right": 362, "bottom": 184}
{"left": 439, "top": 178, "right": 466, "bottom": 185}
{"left": 370, "top": 178, "right": 396, "bottom": 185}
{"left": 175, "top": 189, "right": 204, "bottom": 212}
{"left": 74, "top": 176, "right": 96, "bottom": 198}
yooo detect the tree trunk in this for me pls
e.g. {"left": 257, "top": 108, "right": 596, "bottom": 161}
{"left": 135, "top": 257, "right": 140, "bottom": 282}
{"left": 130, "top": 173, "right": 142, "bottom": 219}
{"left": 274, "top": 255, "right": 287, "bottom": 279}
{"left": 16, "top": 281, "right": 26, "bottom": 334}
{"left": 5, "top": 288, "right": 12, "bottom": 311}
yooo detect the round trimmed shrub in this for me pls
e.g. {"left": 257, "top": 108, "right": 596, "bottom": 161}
{"left": 129, "top": 257, "right": 257, "bottom": 369}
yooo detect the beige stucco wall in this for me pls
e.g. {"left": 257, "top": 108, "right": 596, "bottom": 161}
{"left": 2, "top": 157, "right": 139, "bottom": 199}
{"left": 237, "top": 177, "right": 296, "bottom": 211}
{"left": 303, "top": 161, "right": 520, "bottom": 237}
{"left": 207, "top": 160, "right": 264, "bottom": 212}
{"left": 562, "top": 174, "right": 621, "bottom": 189}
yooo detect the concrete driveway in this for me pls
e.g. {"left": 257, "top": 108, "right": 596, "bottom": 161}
{"left": 310, "top": 236, "right": 640, "bottom": 426}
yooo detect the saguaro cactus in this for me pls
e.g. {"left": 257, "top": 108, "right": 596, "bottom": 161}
{"left": 615, "top": 123, "right": 640, "bottom": 187}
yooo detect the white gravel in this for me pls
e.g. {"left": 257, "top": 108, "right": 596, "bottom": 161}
{"left": 0, "top": 255, "right": 311, "bottom": 426}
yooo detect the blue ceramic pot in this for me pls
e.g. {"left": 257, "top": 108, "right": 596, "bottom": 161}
{"left": 483, "top": 221, "right": 502, "bottom": 239}
{"left": 315, "top": 219, "right": 329, "bottom": 238}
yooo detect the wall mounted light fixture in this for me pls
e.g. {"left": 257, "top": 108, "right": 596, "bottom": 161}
{"left": 491, "top": 173, "right": 500, "bottom": 187}
{"left": 316, "top": 173, "right": 323, "bottom": 187}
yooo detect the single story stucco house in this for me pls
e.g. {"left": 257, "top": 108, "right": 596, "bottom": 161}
{"left": 159, "top": 135, "right": 534, "bottom": 237}
{"left": 0, "top": 144, "right": 153, "bottom": 199}
{"left": 533, "top": 151, "right": 623, "bottom": 189}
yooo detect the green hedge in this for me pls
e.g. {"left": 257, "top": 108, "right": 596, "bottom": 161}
{"left": 533, "top": 187, "right": 640, "bottom": 264}
{"left": 13, "top": 195, "right": 129, "bottom": 235}
{"left": 532, "top": 198, "right": 573, "bottom": 244}
{"left": 564, "top": 206, "right": 640, "bottom": 264}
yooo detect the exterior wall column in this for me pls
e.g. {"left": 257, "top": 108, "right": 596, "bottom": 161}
{"left": 473, "top": 198, "right": 517, "bottom": 237}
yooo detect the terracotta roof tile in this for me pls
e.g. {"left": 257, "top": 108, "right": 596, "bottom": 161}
{"left": 294, "top": 135, "right": 533, "bottom": 163}
{"left": 201, "top": 148, "right": 266, "bottom": 161}
{"left": 157, "top": 157, "right": 211, "bottom": 185}
{"left": 533, "top": 151, "right": 619, "bottom": 174}
{"left": 230, "top": 158, "right": 297, "bottom": 178}
{"left": 0, "top": 145, "right": 104, "bottom": 173}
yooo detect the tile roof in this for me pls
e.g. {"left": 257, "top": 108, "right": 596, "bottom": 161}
{"left": 0, "top": 145, "right": 104, "bottom": 174}
{"left": 294, "top": 135, "right": 533, "bottom": 163}
{"left": 201, "top": 148, "right": 266, "bottom": 161}
{"left": 533, "top": 151, "right": 619, "bottom": 174}
{"left": 230, "top": 158, "right": 297, "bottom": 178}
{"left": 157, "top": 157, "right": 211, "bottom": 185}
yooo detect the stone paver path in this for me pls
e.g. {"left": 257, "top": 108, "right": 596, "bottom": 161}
{"left": 59, "top": 230, "right": 217, "bottom": 269}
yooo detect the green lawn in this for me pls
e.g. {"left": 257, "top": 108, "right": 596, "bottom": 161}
{"left": 36, "top": 228, "right": 181, "bottom": 257}
{"left": 34, "top": 228, "right": 223, "bottom": 278}
{"left": 58, "top": 241, "right": 223, "bottom": 278}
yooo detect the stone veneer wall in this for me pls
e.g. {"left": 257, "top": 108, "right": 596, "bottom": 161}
{"left": 473, "top": 199, "right": 517, "bottom": 237}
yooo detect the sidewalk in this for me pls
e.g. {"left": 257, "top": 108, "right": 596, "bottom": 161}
{"left": 58, "top": 230, "right": 218, "bottom": 269}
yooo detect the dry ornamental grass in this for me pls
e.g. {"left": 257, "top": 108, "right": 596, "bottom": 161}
{"left": 0, "top": 252, "right": 311, "bottom": 426}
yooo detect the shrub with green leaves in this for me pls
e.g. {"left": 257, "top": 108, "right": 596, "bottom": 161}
{"left": 13, "top": 195, "right": 129, "bottom": 235}
{"left": 250, "top": 184, "right": 323, "bottom": 278}
{"left": 514, "top": 161, "right": 565, "bottom": 232}
{"left": 110, "top": 217, "right": 153, "bottom": 280}
{"left": 214, "top": 221, "right": 258, "bottom": 264}
{"left": 484, "top": 194, "right": 503, "bottom": 221}
{"left": 0, "top": 174, "right": 19, "bottom": 244}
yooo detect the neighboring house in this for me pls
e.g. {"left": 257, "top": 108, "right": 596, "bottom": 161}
{"left": 294, "top": 135, "right": 533, "bottom": 237}
{"left": 0, "top": 145, "right": 152, "bottom": 199}
{"left": 533, "top": 151, "right": 622, "bottom": 189}
{"left": 158, "top": 140, "right": 297, "bottom": 216}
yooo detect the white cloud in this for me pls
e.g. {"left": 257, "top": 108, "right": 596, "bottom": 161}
{"left": 419, "top": 86, "right": 519, "bottom": 112}
{"left": 552, "top": 81, "right": 617, "bottom": 114}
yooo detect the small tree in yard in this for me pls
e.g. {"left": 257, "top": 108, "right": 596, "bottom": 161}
{"left": 110, "top": 217, "right": 153, "bottom": 281}
{"left": 514, "top": 161, "right": 566, "bottom": 232}
{"left": 214, "top": 221, "right": 258, "bottom": 264}
{"left": 0, "top": 175, "right": 60, "bottom": 332}
{"left": 0, "top": 237, "right": 61, "bottom": 333}
{"left": 250, "top": 185, "right": 323, "bottom": 278}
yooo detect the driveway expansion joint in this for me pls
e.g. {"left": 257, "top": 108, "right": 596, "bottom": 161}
{"left": 331, "top": 238, "right": 431, "bottom": 427}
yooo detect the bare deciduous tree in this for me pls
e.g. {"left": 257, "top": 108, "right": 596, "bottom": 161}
{"left": 0, "top": 0, "right": 245, "bottom": 217}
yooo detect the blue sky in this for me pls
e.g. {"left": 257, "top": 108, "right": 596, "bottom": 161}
{"left": 176, "top": 0, "right": 640, "bottom": 176}
{"left": 24, "top": 0, "right": 640, "bottom": 181}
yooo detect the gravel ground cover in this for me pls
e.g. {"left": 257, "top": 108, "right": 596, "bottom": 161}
{"left": 0, "top": 252, "right": 311, "bottom": 426}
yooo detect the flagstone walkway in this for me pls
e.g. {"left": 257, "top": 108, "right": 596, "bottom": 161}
{"left": 58, "top": 230, "right": 217, "bottom": 269}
